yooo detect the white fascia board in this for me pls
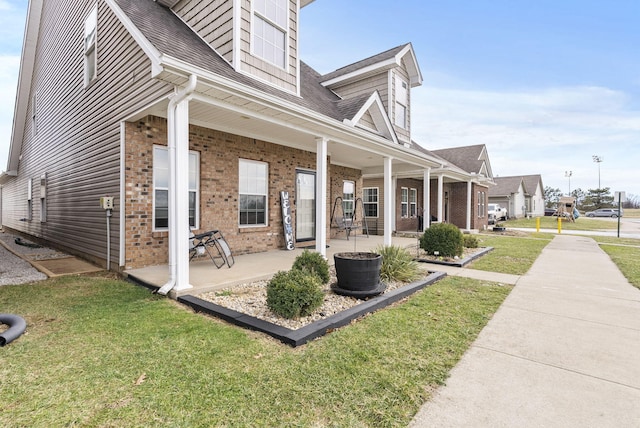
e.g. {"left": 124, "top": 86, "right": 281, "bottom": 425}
{"left": 321, "top": 57, "right": 398, "bottom": 88}
{"left": 350, "top": 92, "right": 398, "bottom": 144}
{"left": 104, "top": 0, "right": 164, "bottom": 74}
{"left": 6, "top": 0, "right": 43, "bottom": 173}
{"left": 397, "top": 43, "right": 423, "bottom": 87}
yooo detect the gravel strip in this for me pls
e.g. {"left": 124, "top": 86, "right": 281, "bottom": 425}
{"left": 0, "top": 232, "right": 48, "bottom": 286}
{"left": 199, "top": 268, "right": 413, "bottom": 330}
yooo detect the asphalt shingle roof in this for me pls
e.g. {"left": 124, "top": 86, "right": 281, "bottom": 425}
{"left": 113, "top": 0, "right": 357, "bottom": 123}
{"left": 320, "top": 44, "right": 409, "bottom": 82}
{"left": 431, "top": 144, "right": 486, "bottom": 174}
{"left": 490, "top": 176, "right": 524, "bottom": 197}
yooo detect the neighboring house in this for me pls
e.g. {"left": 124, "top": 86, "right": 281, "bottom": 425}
{"left": 0, "top": 0, "right": 452, "bottom": 294}
{"left": 489, "top": 176, "right": 526, "bottom": 218}
{"left": 489, "top": 175, "right": 545, "bottom": 218}
{"left": 522, "top": 175, "right": 545, "bottom": 217}
{"left": 362, "top": 142, "right": 494, "bottom": 234}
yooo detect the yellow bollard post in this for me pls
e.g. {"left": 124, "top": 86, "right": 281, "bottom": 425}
{"left": 557, "top": 216, "right": 562, "bottom": 234}
{"left": 536, "top": 217, "right": 540, "bottom": 233}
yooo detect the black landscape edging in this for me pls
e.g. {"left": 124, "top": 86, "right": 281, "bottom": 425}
{"left": 178, "top": 271, "right": 446, "bottom": 347}
{"left": 415, "top": 246, "right": 493, "bottom": 267}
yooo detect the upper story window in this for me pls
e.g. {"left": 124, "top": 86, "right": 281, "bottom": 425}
{"left": 395, "top": 76, "right": 408, "bottom": 129}
{"left": 153, "top": 146, "right": 200, "bottom": 231}
{"left": 84, "top": 5, "right": 98, "bottom": 86}
{"left": 239, "top": 159, "right": 268, "bottom": 226}
{"left": 253, "top": 0, "right": 288, "bottom": 69}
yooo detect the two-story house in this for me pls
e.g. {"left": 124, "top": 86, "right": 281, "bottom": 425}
{"left": 1, "top": 0, "right": 454, "bottom": 294}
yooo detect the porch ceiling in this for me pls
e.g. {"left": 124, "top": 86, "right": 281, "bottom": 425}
{"left": 135, "top": 95, "right": 433, "bottom": 172}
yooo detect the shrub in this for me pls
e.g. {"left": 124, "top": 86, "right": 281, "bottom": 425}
{"left": 463, "top": 235, "right": 479, "bottom": 249}
{"left": 291, "top": 250, "right": 330, "bottom": 284}
{"left": 266, "top": 270, "right": 324, "bottom": 319}
{"left": 374, "top": 245, "right": 421, "bottom": 283}
{"left": 420, "top": 223, "right": 463, "bottom": 258}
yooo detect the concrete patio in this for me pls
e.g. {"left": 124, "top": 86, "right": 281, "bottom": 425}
{"left": 124, "top": 234, "right": 421, "bottom": 298}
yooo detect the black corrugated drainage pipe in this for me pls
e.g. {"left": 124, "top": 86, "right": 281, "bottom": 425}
{"left": 0, "top": 314, "right": 27, "bottom": 346}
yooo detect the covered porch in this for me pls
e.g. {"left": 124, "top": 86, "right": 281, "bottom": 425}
{"left": 125, "top": 234, "right": 419, "bottom": 299}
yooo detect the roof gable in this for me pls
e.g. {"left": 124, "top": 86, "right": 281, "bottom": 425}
{"left": 342, "top": 92, "right": 398, "bottom": 143}
{"left": 521, "top": 174, "right": 544, "bottom": 196}
{"left": 490, "top": 176, "right": 525, "bottom": 197}
{"left": 431, "top": 144, "right": 493, "bottom": 177}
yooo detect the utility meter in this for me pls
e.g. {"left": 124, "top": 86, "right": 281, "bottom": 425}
{"left": 100, "top": 196, "right": 114, "bottom": 210}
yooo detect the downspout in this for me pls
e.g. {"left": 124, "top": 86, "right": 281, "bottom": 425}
{"left": 158, "top": 75, "right": 197, "bottom": 296}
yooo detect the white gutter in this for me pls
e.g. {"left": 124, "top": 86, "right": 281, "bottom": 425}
{"left": 158, "top": 75, "right": 197, "bottom": 296}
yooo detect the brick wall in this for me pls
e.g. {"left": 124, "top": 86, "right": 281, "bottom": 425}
{"left": 395, "top": 178, "right": 423, "bottom": 232}
{"left": 124, "top": 116, "right": 361, "bottom": 269}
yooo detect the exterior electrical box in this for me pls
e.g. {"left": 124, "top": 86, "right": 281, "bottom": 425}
{"left": 100, "top": 196, "right": 114, "bottom": 210}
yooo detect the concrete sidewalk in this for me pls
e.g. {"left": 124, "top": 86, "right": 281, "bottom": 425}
{"left": 410, "top": 234, "right": 640, "bottom": 427}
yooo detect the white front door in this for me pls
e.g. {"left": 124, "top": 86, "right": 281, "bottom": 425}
{"left": 296, "top": 171, "right": 316, "bottom": 241}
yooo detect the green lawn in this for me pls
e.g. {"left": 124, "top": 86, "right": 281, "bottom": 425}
{"left": 1, "top": 274, "right": 510, "bottom": 427}
{"left": 590, "top": 236, "right": 640, "bottom": 289}
{"left": 468, "top": 233, "right": 552, "bottom": 275}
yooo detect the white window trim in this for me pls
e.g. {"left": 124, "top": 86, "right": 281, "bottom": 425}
{"left": 401, "top": 187, "right": 409, "bottom": 218}
{"left": 84, "top": 4, "right": 98, "bottom": 87}
{"left": 251, "top": 0, "right": 289, "bottom": 70}
{"left": 395, "top": 75, "right": 408, "bottom": 129}
{"left": 239, "top": 158, "right": 269, "bottom": 228}
{"left": 342, "top": 180, "right": 355, "bottom": 219}
{"left": 27, "top": 178, "right": 33, "bottom": 221}
{"left": 152, "top": 145, "right": 200, "bottom": 232}
{"left": 410, "top": 188, "right": 417, "bottom": 217}
{"left": 363, "top": 187, "right": 379, "bottom": 218}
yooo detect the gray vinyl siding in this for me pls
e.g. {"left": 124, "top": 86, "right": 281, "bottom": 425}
{"left": 330, "top": 73, "right": 389, "bottom": 109}
{"left": 174, "top": 0, "right": 235, "bottom": 63}
{"left": 239, "top": 0, "right": 298, "bottom": 93}
{"left": 1, "top": 0, "right": 172, "bottom": 268}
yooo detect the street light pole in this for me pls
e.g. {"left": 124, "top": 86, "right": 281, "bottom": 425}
{"left": 592, "top": 155, "right": 603, "bottom": 207}
{"left": 565, "top": 170, "right": 572, "bottom": 195}
{"left": 592, "top": 155, "right": 603, "bottom": 189}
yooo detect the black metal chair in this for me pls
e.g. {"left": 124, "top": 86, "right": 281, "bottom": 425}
{"left": 189, "top": 230, "right": 234, "bottom": 268}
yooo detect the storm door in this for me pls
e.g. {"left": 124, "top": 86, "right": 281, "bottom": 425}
{"left": 295, "top": 170, "right": 316, "bottom": 241}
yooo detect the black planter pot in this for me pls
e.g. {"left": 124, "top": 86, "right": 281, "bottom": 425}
{"left": 493, "top": 226, "right": 506, "bottom": 232}
{"left": 332, "top": 252, "right": 386, "bottom": 299}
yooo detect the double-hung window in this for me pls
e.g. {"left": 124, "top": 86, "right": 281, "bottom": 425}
{"left": 410, "top": 188, "right": 417, "bottom": 217}
{"left": 253, "top": 0, "right": 288, "bottom": 69}
{"left": 401, "top": 187, "right": 409, "bottom": 218}
{"left": 84, "top": 5, "right": 98, "bottom": 86}
{"left": 363, "top": 187, "right": 378, "bottom": 217}
{"left": 477, "top": 191, "right": 486, "bottom": 218}
{"left": 395, "top": 76, "right": 408, "bottom": 129}
{"left": 239, "top": 159, "right": 268, "bottom": 226}
{"left": 153, "top": 146, "right": 199, "bottom": 230}
{"left": 342, "top": 181, "right": 355, "bottom": 219}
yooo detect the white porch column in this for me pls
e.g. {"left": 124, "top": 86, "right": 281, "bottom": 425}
{"left": 315, "top": 137, "right": 328, "bottom": 258}
{"left": 173, "top": 99, "right": 192, "bottom": 291}
{"left": 383, "top": 157, "right": 393, "bottom": 246}
{"left": 423, "top": 168, "right": 430, "bottom": 231}
{"left": 466, "top": 180, "right": 472, "bottom": 231}
{"left": 437, "top": 174, "right": 444, "bottom": 222}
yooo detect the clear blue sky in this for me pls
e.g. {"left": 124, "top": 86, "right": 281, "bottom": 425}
{"left": 2, "top": 0, "right": 639, "bottom": 199}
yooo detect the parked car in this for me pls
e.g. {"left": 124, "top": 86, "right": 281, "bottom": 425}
{"left": 544, "top": 208, "right": 556, "bottom": 216}
{"left": 585, "top": 208, "right": 624, "bottom": 218}
{"left": 488, "top": 203, "right": 508, "bottom": 224}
